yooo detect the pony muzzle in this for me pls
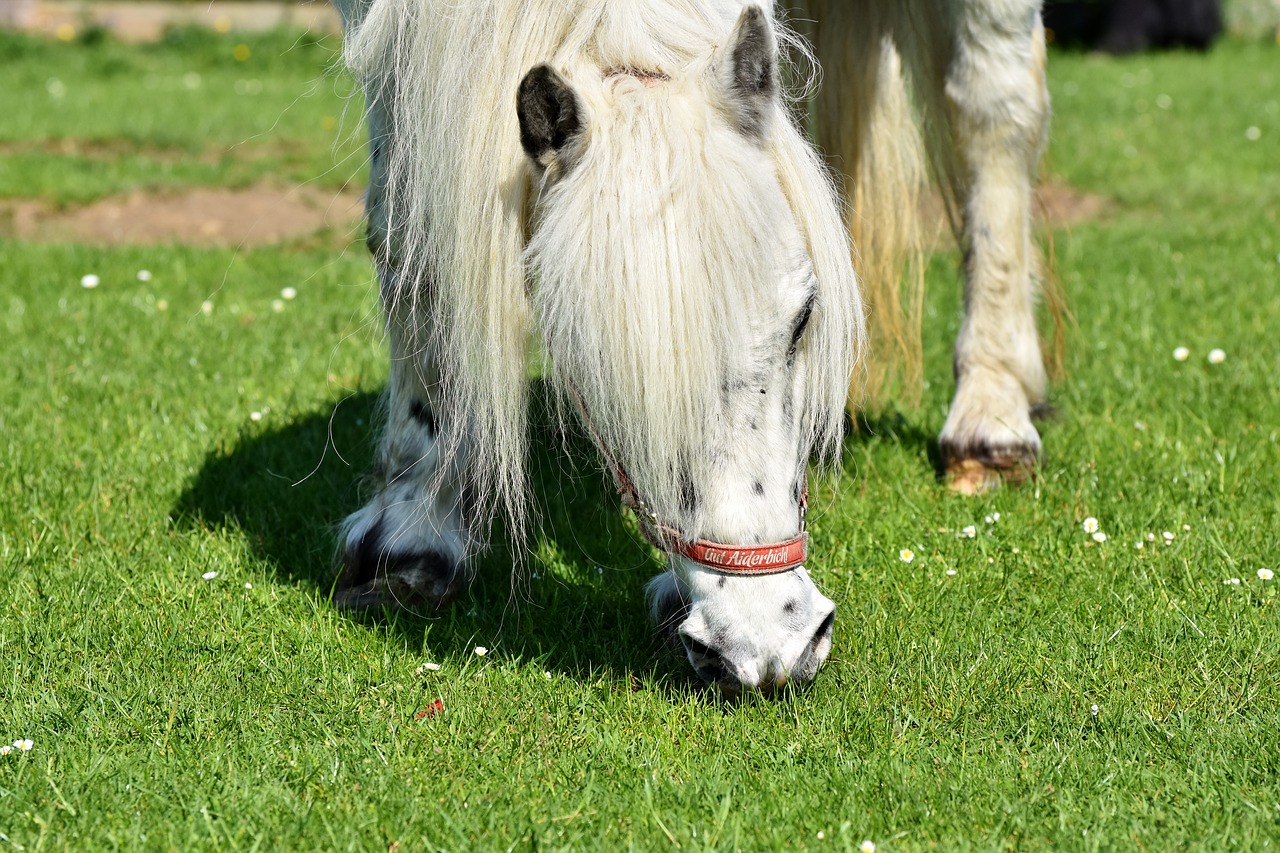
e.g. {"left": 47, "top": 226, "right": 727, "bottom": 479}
{"left": 672, "top": 565, "right": 836, "bottom": 695}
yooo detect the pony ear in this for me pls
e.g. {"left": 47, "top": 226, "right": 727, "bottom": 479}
{"left": 517, "top": 64, "right": 585, "bottom": 172}
{"left": 716, "top": 5, "right": 778, "bottom": 137}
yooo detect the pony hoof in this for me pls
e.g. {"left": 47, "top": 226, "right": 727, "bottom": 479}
{"left": 334, "top": 551, "right": 464, "bottom": 612}
{"left": 944, "top": 448, "right": 1037, "bottom": 495}
{"left": 335, "top": 519, "right": 466, "bottom": 612}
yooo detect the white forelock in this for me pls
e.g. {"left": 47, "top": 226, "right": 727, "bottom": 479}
{"left": 343, "top": 0, "right": 862, "bottom": 539}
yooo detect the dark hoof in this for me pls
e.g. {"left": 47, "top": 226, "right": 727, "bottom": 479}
{"left": 941, "top": 442, "right": 1039, "bottom": 495}
{"left": 335, "top": 522, "right": 465, "bottom": 612}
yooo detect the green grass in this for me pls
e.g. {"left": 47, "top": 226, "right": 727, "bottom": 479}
{"left": 0, "top": 28, "right": 364, "bottom": 203}
{"left": 2, "top": 28, "right": 1280, "bottom": 851}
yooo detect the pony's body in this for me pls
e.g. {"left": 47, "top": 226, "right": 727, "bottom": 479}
{"left": 331, "top": 0, "right": 1049, "bottom": 694}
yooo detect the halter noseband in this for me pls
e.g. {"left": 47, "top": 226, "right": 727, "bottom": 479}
{"left": 569, "top": 386, "right": 809, "bottom": 576}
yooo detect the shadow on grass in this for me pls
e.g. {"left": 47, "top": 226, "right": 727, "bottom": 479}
{"left": 172, "top": 383, "right": 939, "bottom": 698}
{"left": 172, "top": 383, "right": 707, "bottom": 696}
{"left": 850, "top": 408, "right": 945, "bottom": 480}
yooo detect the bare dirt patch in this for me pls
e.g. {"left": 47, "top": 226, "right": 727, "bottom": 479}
{"left": 0, "top": 138, "right": 308, "bottom": 166}
{"left": 9, "top": 1, "right": 342, "bottom": 43}
{"left": 0, "top": 178, "right": 1104, "bottom": 250}
{"left": 3, "top": 183, "right": 365, "bottom": 248}
{"left": 0, "top": 139, "right": 190, "bottom": 163}
{"left": 1035, "top": 181, "right": 1111, "bottom": 229}
{"left": 922, "top": 181, "right": 1111, "bottom": 248}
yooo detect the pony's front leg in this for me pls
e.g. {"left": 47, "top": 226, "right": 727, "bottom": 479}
{"left": 335, "top": 298, "right": 473, "bottom": 611}
{"left": 935, "top": 1, "right": 1050, "bottom": 494}
{"left": 333, "top": 81, "right": 472, "bottom": 611}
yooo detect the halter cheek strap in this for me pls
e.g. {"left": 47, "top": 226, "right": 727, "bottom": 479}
{"left": 568, "top": 385, "right": 809, "bottom": 576}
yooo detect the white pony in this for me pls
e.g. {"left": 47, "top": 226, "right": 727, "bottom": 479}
{"left": 330, "top": 0, "right": 1050, "bottom": 695}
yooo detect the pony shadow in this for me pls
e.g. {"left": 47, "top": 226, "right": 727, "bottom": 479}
{"left": 171, "top": 384, "right": 710, "bottom": 698}
{"left": 846, "top": 408, "right": 945, "bottom": 480}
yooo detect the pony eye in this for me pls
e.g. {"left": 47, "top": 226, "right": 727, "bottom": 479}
{"left": 787, "top": 299, "right": 815, "bottom": 357}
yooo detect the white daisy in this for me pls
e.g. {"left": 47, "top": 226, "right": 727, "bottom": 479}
{"left": 1207, "top": 348, "right": 1226, "bottom": 364}
{"left": 81, "top": 274, "right": 100, "bottom": 289}
{"left": 1093, "top": 532, "right": 1107, "bottom": 543}
{"left": 136, "top": 270, "right": 153, "bottom": 282}
{"left": 474, "top": 646, "right": 488, "bottom": 656}
{"left": 0, "top": 745, "right": 11, "bottom": 756}
{"left": 899, "top": 548, "right": 915, "bottom": 563}
{"left": 1172, "top": 346, "right": 1189, "bottom": 362}
{"left": 1258, "top": 568, "right": 1274, "bottom": 581}
{"left": 200, "top": 300, "right": 214, "bottom": 316}
{"left": 201, "top": 571, "right": 218, "bottom": 580}
{"left": 281, "top": 286, "right": 298, "bottom": 300}
{"left": 1163, "top": 531, "right": 1175, "bottom": 542}
{"left": 961, "top": 525, "right": 977, "bottom": 538}
{"left": 1083, "top": 517, "right": 1099, "bottom": 534}
{"left": 14, "top": 739, "right": 33, "bottom": 751}
{"left": 860, "top": 841, "right": 876, "bottom": 853}
{"left": 945, "top": 569, "right": 957, "bottom": 576}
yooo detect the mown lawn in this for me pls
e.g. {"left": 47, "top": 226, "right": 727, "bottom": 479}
{"left": 2, "top": 26, "right": 1278, "bottom": 851}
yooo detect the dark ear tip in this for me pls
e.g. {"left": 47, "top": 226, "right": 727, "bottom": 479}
{"left": 737, "top": 4, "right": 772, "bottom": 44}
{"left": 723, "top": 3, "right": 777, "bottom": 136}
{"left": 518, "top": 63, "right": 555, "bottom": 94}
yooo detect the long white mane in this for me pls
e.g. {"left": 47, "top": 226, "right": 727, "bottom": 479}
{"left": 344, "top": 0, "right": 862, "bottom": 541}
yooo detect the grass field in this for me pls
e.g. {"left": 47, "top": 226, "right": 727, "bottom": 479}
{"left": 2, "top": 24, "right": 1279, "bottom": 851}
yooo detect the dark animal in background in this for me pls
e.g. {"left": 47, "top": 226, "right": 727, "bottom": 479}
{"left": 1044, "top": 0, "right": 1223, "bottom": 53}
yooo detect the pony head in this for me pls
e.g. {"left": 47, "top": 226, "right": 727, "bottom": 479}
{"left": 517, "top": 6, "right": 862, "bottom": 695}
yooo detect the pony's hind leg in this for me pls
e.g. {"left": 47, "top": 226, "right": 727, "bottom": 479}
{"left": 334, "top": 88, "right": 472, "bottom": 612}
{"left": 921, "top": 1, "right": 1051, "bottom": 494}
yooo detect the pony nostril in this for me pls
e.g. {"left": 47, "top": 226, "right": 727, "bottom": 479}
{"left": 680, "top": 633, "right": 732, "bottom": 685}
{"left": 811, "top": 609, "right": 835, "bottom": 650}
{"left": 787, "top": 607, "right": 835, "bottom": 684}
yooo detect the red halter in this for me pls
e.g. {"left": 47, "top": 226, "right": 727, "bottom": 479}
{"left": 568, "top": 386, "right": 809, "bottom": 576}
